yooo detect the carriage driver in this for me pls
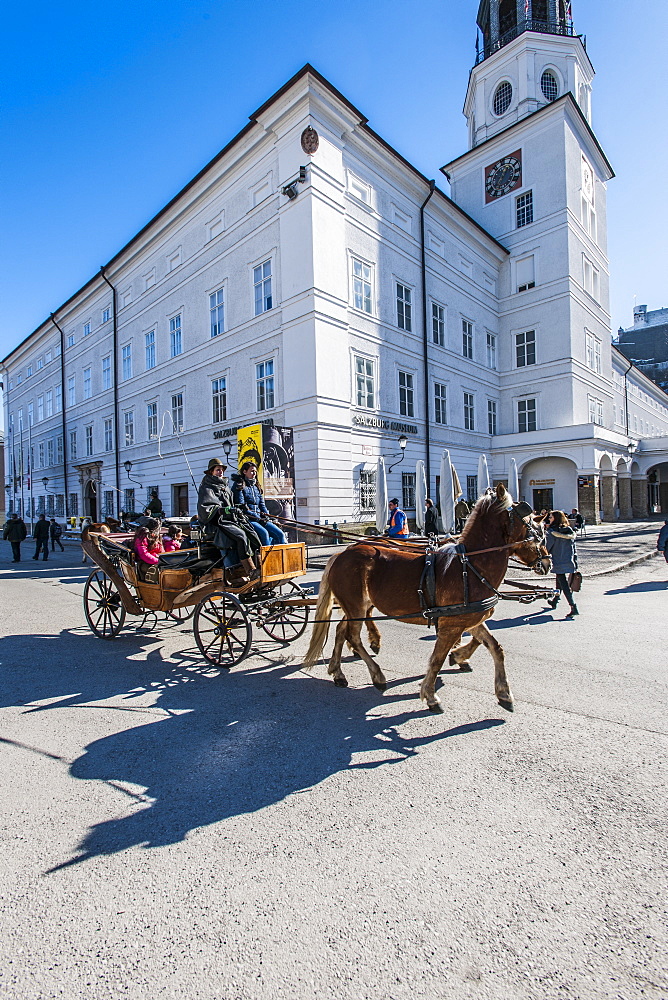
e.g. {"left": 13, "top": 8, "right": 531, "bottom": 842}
{"left": 197, "top": 457, "right": 261, "bottom": 583}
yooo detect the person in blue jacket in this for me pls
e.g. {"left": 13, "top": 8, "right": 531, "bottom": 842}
{"left": 657, "top": 518, "right": 668, "bottom": 562}
{"left": 386, "top": 498, "right": 409, "bottom": 538}
{"left": 545, "top": 509, "right": 579, "bottom": 617}
{"left": 231, "top": 462, "right": 287, "bottom": 546}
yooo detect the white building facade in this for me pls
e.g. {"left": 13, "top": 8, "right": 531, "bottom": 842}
{"left": 3, "top": 2, "right": 668, "bottom": 526}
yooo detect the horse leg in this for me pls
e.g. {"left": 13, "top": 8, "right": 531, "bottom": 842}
{"left": 448, "top": 634, "right": 481, "bottom": 672}
{"left": 469, "top": 623, "right": 514, "bottom": 712}
{"left": 420, "top": 625, "right": 461, "bottom": 712}
{"left": 346, "top": 619, "right": 386, "bottom": 691}
{"left": 365, "top": 609, "right": 382, "bottom": 654}
{"left": 328, "top": 618, "right": 351, "bottom": 687}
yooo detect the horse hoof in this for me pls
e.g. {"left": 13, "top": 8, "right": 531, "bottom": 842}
{"left": 459, "top": 662, "right": 473, "bottom": 672}
{"left": 373, "top": 680, "right": 386, "bottom": 692}
{"left": 334, "top": 677, "right": 349, "bottom": 687}
{"left": 498, "top": 699, "right": 514, "bottom": 712}
{"left": 428, "top": 703, "right": 444, "bottom": 713}
{"left": 370, "top": 643, "right": 381, "bottom": 654}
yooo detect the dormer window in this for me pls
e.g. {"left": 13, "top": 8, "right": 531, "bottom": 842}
{"left": 540, "top": 70, "right": 559, "bottom": 102}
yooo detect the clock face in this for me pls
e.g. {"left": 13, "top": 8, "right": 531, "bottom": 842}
{"left": 485, "top": 153, "right": 522, "bottom": 202}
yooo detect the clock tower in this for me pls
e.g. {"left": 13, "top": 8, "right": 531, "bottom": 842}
{"left": 442, "top": 1, "right": 615, "bottom": 504}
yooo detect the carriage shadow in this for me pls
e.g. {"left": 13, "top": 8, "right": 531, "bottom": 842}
{"left": 1, "top": 626, "right": 505, "bottom": 870}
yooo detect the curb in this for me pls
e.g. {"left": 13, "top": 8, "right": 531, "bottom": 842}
{"left": 583, "top": 548, "right": 660, "bottom": 579}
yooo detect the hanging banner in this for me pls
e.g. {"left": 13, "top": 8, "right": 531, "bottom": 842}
{"left": 236, "top": 423, "right": 297, "bottom": 533}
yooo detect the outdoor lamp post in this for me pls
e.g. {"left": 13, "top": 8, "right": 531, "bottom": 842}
{"left": 123, "top": 460, "right": 142, "bottom": 487}
{"left": 222, "top": 438, "right": 233, "bottom": 465}
{"left": 387, "top": 434, "right": 408, "bottom": 473}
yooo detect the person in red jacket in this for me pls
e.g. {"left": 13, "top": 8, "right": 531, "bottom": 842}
{"left": 162, "top": 525, "right": 183, "bottom": 551}
{"left": 133, "top": 520, "right": 164, "bottom": 581}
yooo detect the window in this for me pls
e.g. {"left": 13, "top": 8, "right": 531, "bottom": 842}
{"left": 122, "top": 289, "right": 132, "bottom": 308}
{"left": 352, "top": 258, "right": 372, "bottom": 314}
{"left": 122, "top": 344, "right": 132, "bottom": 380}
{"left": 38, "top": 442, "right": 45, "bottom": 468}
{"left": 68, "top": 376, "right": 76, "bottom": 407}
{"left": 124, "top": 411, "right": 134, "bottom": 446}
{"left": 488, "top": 399, "right": 498, "bottom": 435}
{"left": 466, "top": 475, "right": 478, "bottom": 503}
{"left": 102, "top": 356, "right": 112, "bottom": 390}
{"left": 581, "top": 198, "right": 596, "bottom": 239}
{"left": 103, "top": 491, "right": 114, "bottom": 517}
{"left": 171, "top": 393, "right": 184, "bottom": 433}
{"left": 583, "top": 257, "right": 600, "bottom": 300}
{"left": 588, "top": 396, "right": 604, "bottom": 425}
{"left": 37, "top": 358, "right": 43, "bottom": 371}
{"left": 83, "top": 321, "right": 91, "bottom": 337}
{"left": 462, "top": 319, "right": 473, "bottom": 360}
{"left": 434, "top": 382, "right": 447, "bottom": 424}
{"left": 518, "top": 398, "right": 537, "bottom": 432}
{"left": 355, "top": 356, "right": 375, "bottom": 409}
{"left": 348, "top": 173, "right": 371, "bottom": 205}
{"left": 67, "top": 333, "right": 75, "bottom": 348}
{"left": 85, "top": 425, "right": 93, "bottom": 456}
{"left": 28, "top": 402, "right": 34, "bottom": 426}
{"left": 463, "top": 392, "right": 475, "bottom": 431}
{"left": 516, "top": 255, "right": 535, "bottom": 292}
{"left": 359, "top": 470, "right": 376, "bottom": 511}
{"left": 47, "top": 440, "right": 55, "bottom": 466}
{"left": 104, "top": 418, "right": 113, "bottom": 452}
{"left": 256, "top": 360, "right": 275, "bottom": 411}
{"left": 55, "top": 384, "right": 62, "bottom": 412}
{"left": 123, "top": 488, "right": 135, "bottom": 512}
{"left": 145, "top": 330, "right": 156, "bottom": 370}
{"left": 541, "top": 70, "right": 559, "bottom": 102}
{"left": 516, "top": 191, "right": 533, "bottom": 228}
{"left": 516, "top": 330, "right": 536, "bottom": 367}
{"left": 493, "top": 80, "right": 513, "bottom": 116}
{"left": 585, "top": 331, "right": 602, "bottom": 373}
{"left": 398, "top": 371, "right": 414, "bottom": 417}
{"left": 212, "top": 377, "right": 227, "bottom": 423}
{"left": 102, "top": 306, "right": 111, "bottom": 323}
{"left": 396, "top": 284, "right": 412, "bottom": 332}
{"left": 432, "top": 303, "right": 445, "bottom": 346}
{"left": 210, "top": 288, "right": 225, "bottom": 337}
{"left": 69, "top": 492, "right": 79, "bottom": 515}
{"left": 56, "top": 494, "right": 65, "bottom": 516}
{"left": 69, "top": 430, "right": 77, "bottom": 460}
{"left": 83, "top": 367, "right": 92, "bottom": 400}
{"left": 56, "top": 435, "right": 63, "bottom": 463}
{"left": 253, "top": 261, "right": 273, "bottom": 315}
{"left": 147, "top": 402, "right": 158, "bottom": 439}
{"left": 170, "top": 315, "right": 182, "bottom": 357}
{"left": 45, "top": 389, "right": 53, "bottom": 417}
{"left": 486, "top": 333, "right": 497, "bottom": 369}
{"left": 402, "top": 472, "right": 416, "bottom": 510}
{"left": 27, "top": 364, "right": 33, "bottom": 378}
{"left": 37, "top": 395, "right": 44, "bottom": 421}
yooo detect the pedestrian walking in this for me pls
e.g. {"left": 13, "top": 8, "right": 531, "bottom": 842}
{"left": 32, "top": 514, "right": 50, "bottom": 561}
{"left": 424, "top": 498, "right": 439, "bottom": 536}
{"left": 657, "top": 518, "right": 668, "bottom": 562}
{"left": 454, "top": 496, "right": 469, "bottom": 533}
{"left": 545, "top": 510, "right": 579, "bottom": 617}
{"left": 49, "top": 518, "right": 65, "bottom": 552}
{"left": 3, "top": 513, "right": 27, "bottom": 562}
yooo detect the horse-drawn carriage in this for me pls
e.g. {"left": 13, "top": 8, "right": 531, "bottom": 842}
{"left": 81, "top": 524, "right": 311, "bottom": 668}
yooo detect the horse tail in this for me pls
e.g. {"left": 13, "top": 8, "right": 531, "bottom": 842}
{"left": 303, "top": 558, "right": 336, "bottom": 670}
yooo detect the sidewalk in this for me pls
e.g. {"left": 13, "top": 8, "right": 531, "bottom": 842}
{"left": 305, "top": 518, "right": 664, "bottom": 578}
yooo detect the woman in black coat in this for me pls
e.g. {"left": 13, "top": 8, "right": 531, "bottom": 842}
{"left": 424, "top": 498, "right": 439, "bottom": 536}
{"left": 197, "top": 458, "right": 260, "bottom": 580}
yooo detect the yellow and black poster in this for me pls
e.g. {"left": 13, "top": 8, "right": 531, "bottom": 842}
{"left": 236, "top": 423, "right": 296, "bottom": 530}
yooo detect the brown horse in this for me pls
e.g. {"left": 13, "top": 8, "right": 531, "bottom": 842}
{"left": 303, "top": 485, "right": 551, "bottom": 712}
{"left": 81, "top": 518, "right": 120, "bottom": 564}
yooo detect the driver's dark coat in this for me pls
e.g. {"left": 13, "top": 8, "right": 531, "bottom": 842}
{"left": 196, "top": 473, "right": 261, "bottom": 556}
{"left": 197, "top": 473, "right": 233, "bottom": 526}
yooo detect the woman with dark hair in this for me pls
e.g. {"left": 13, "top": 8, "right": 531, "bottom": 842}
{"left": 424, "top": 498, "right": 439, "bottom": 536}
{"left": 545, "top": 509, "right": 579, "bottom": 617}
{"left": 231, "top": 462, "right": 287, "bottom": 546}
{"left": 162, "top": 524, "right": 183, "bottom": 551}
{"left": 133, "top": 519, "right": 164, "bottom": 582}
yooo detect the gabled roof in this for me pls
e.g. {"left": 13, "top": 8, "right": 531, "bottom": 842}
{"left": 2, "top": 64, "right": 507, "bottom": 366}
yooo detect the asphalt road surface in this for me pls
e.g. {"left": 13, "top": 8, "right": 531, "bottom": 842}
{"left": 1, "top": 550, "right": 666, "bottom": 1000}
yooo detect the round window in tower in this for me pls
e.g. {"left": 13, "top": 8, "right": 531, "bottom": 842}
{"left": 541, "top": 70, "right": 559, "bottom": 102}
{"left": 493, "top": 80, "right": 513, "bottom": 117}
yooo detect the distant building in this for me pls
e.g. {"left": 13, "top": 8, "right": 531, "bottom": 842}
{"left": 2, "top": 1, "right": 668, "bottom": 525}
{"left": 615, "top": 306, "right": 668, "bottom": 393}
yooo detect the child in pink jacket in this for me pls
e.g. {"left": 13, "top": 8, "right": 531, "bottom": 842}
{"left": 162, "top": 525, "right": 183, "bottom": 551}
{"left": 133, "top": 524, "right": 164, "bottom": 565}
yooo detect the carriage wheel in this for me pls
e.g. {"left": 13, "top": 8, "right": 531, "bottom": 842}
{"left": 83, "top": 570, "right": 126, "bottom": 639}
{"left": 261, "top": 581, "right": 310, "bottom": 643}
{"left": 193, "top": 592, "right": 252, "bottom": 669}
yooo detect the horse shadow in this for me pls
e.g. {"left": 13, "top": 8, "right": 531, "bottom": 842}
{"left": 1, "top": 625, "right": 506, "bottom": 870}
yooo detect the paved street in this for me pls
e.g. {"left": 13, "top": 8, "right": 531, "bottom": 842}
{"left": 1, "top": 537, "right": 666, "bottom": 1000}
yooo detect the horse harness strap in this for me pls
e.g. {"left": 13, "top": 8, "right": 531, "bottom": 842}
{"left": 418, "top": 541, "right": 500, "bottom": 627}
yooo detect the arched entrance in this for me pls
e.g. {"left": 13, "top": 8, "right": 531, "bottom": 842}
{"left": 519, "top": 456, "right": 578, "bottom": 513}
{"left": 84, "top": 480, "right": 98, "bottom": 521}
{"left": 646, "top": 461, "right": 668, "bottom": 514}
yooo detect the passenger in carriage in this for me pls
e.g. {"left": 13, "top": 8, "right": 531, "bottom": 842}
{"left": 197, "top": 458, "right": 261, "bottom": 583}
{"left": 162, "top": 525, "right": 183, "bottom": 551}
{"left": 231, "top": 462, "right": 287, "bottom": 546}
{"left": 133, "top": 519, "right": 164, "bottom": 582}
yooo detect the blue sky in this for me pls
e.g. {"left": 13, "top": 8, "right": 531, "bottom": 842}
{"left": 1, "top": 0, "right": 666, "bottom": 364}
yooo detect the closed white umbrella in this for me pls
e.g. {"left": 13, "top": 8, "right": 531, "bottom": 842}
{"left": 375, "top": 457, "right": 388, "bottom": 533}
{"left": 439, "top": 450, "right": 456, "bottom": 535}
{"left": 415, "top": 460, "right": 427, "bottom": 530}
{"left": 477, "top": 453, "right": 490, "bottom": 495}
{"left": 508, "top": 457, "right": 519, "bottom": 501}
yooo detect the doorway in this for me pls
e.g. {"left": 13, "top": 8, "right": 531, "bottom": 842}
{"left": 84, "top": 480, "right": 98, "bottom": 520}
{"left": 172, "top": 484, "right": 189, "bottom": 516}
{"left": 532, "top": 487, "right": 553, "bottom": 512}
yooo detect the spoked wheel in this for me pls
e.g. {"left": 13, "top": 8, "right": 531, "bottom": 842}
{"left": 83, "top": 570, "right": 126, "bottom": 639}
{"left": 193, "top": 592, "right": 252, "bottom": 669}
{"left": 260, "top": 581, "right": 310, "bottom": 643}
